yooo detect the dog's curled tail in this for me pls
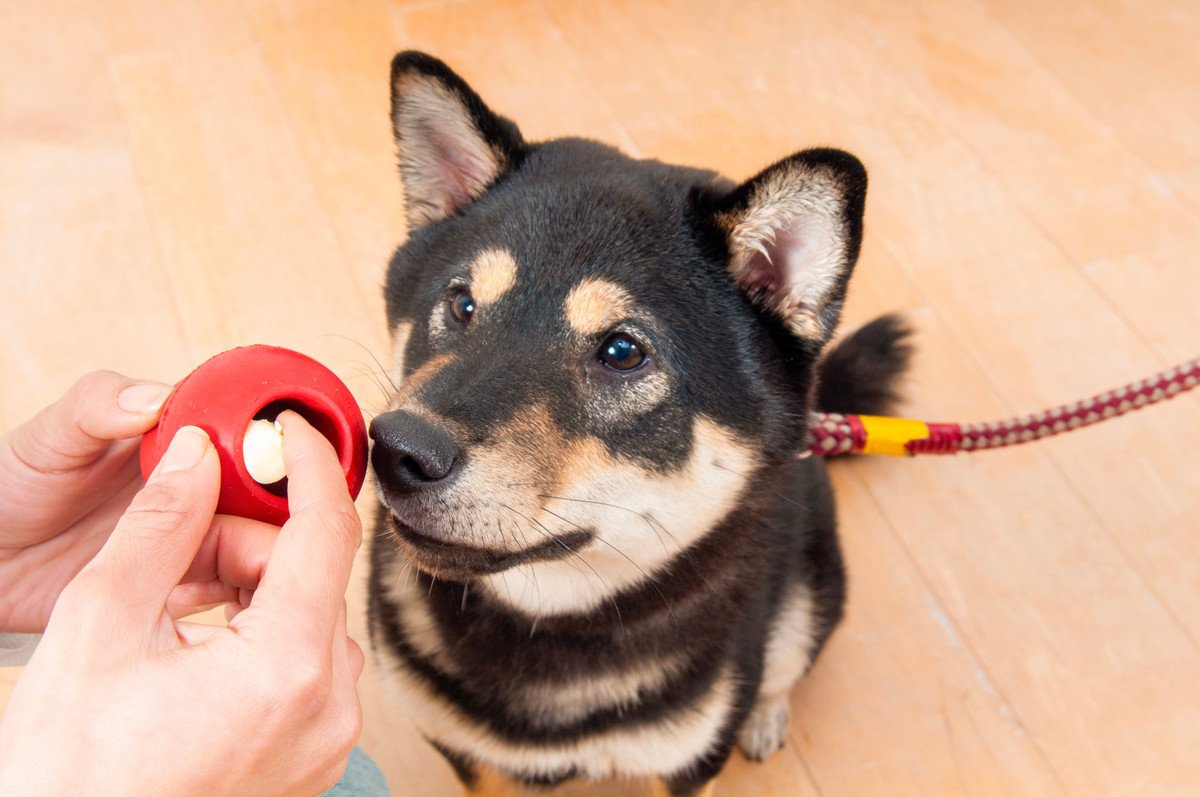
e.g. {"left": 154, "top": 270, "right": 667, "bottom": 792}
{"left": 816, "top": 314, "right": 913, "bottom": 416}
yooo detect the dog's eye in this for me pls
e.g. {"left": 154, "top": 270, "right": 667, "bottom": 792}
{"left": 597, "top": 333, "right": 647, "bottom": 372}
{"left": 447, "top": 289, "right": 475, "bottom": 324}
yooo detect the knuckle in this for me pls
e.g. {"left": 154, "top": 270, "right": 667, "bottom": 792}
{"left": 336, "top": 701, "right": 363, "bottom": 751}
{"left": 321, "top": 503, "right": 362, "bottom": 539}
{"left": 239, "top": 664, "right": 284, "bottom": 718}
{"left": 347, "top": 638, "right": 365, "bottom": 672}
{"left": 124, "top": 483, "right": 195, "bottom": 528}
{"left": 294, "top": 499, "right": 361, "bottom": 541}
{"left": 312, "top": 762, "right": 349, "bottom": 795}
{"left": 243, "top": 653, "right": 330, "bottom": 720}
{"left": 68, "top": 371, "right": 126, "bottom": 423}
{"left": 283, "top": 660, "right": 331, "bottom": 715}
{"left": 73, "top": 370, "right": 123, "bottom": 396}
{"left": 312, "top": 710, "right": 361, "bottom": 789}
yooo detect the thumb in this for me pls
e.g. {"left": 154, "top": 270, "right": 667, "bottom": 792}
{"left": 73, "top": 426, "right": 221, "bottom": 624}
{"left": 5, "top": 371, "right": 171, "bottom": 475}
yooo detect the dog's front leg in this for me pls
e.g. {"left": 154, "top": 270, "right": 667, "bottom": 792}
{"left": 428, "top": 742, "right": 522, "bottom": 797}
{"left": 462, "top": 767, "right": 524, "bottom": 797}
{"left": 652, "top": 777, "right": 717, "bottom": 797}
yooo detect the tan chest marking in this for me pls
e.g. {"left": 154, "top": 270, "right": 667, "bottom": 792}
{"left": 515, "top": 651, "right": 689, "bottom": 728}
{"left": 378, "top": 650, "right": 738, "bottom": 781}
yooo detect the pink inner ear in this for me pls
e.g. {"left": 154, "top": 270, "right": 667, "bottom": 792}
{"left": 437, "top": 168, "right": 474, "bottom": 216}
{"left": 736, "top": 217, "right": 838, "bottom": 308}
{"left": 432, "top": 132, "right": 493, "bottom": 216}
{"left": 737, "top": 241, "right": 785, "bottom": 302}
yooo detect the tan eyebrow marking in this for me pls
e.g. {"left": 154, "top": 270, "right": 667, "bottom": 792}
{"left": 564, "top": 279, "right": 635, "bottom": 335}
{"left": 470, "top": 248, "right": 518, "bottom": 305}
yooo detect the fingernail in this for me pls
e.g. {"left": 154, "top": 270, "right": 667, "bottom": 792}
{"left": 118, "top": 382, "right": 173, "bottom": 415}
{"left": 158, "top": 426, "right": 210, "bottom": 474}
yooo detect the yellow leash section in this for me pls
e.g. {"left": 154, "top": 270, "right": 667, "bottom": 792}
{"left": 808, "top": 356, "right": 1199, "bottom": 457}
{"left": 858, "top": 415, "right": 930, "bottom": 456}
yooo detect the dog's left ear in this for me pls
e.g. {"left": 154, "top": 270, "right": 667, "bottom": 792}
{"left": 708, "top": 149, "right": 867, "bottom": 345}
{"left": 390, "top": 51, "right": 525, "bottom": 230}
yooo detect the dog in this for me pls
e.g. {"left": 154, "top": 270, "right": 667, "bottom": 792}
{"left": 367, "top": 51, "right": 910, "bottom": 797}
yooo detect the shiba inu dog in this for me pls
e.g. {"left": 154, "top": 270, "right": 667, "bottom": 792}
{"left": 368, "top": 51, "right": 910, "bottom": 796}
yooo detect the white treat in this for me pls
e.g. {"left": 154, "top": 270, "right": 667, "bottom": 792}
{"left": 243, "top": 419, "right": 286, "bottom": 484}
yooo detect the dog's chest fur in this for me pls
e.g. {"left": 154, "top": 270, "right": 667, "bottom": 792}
{"left": 368, "top": 457, "right": 842, "bottom": 784}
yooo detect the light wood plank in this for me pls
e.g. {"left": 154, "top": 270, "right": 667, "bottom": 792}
{"left": 979, "top": 0, "right": 1200, "bottom": 218}
{"left": 2, "top": 2, "right": 1199, "bottom": 795}
{"left": 244, "top": 0, "right": 407, "bottom": 328}
{"left": 0, "top": 0, "right": 190, "bottom": 428}
{"left": 847, "top": 0, "right": 1197, "bottom": 266}
{"left": 100, "top": 1, "right": 386, "bottom": 405}
{"left": 397, "top": 0, "right": 639, "bottom": 152}
{"left": 544, "top": 1, "right": 1200, "bottom": 792}
{"left": 795, "top": 461, "right": 1064, "bottom": 795}
{"left": 1082, "top": 243, "right": 1200, "bottom": 366}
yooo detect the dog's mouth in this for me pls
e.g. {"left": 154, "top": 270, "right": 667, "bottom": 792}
{"left": 387, "top": 514, "right": 595, "bottom": 581}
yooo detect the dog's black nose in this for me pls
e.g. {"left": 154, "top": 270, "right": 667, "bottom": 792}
{"left": 369, "top": 410, "right": 461, "bottom": 493}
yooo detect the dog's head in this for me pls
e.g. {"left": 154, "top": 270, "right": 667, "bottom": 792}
{"left": 372, "top": 52, "right": 866, "bottom": 615}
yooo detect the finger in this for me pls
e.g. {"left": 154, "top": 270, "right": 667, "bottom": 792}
{"left": 76, "top": 426, "right": 220, "bottom": 621}
{"left": 311, "top": 759, "right": 355, "bottom": 797}
{"left": 227, "top": 590, "right": 248, "bottom": 623}
{"left": 333, "top": 603, "right": 350, "bottom": 671}
{"left": 224, "top": 587, "right": 255, "bottom": 623}
{"left": 281, "top": 609, "right": 364, "bottom": 797}
{"left": 305, "top": 610, "right": 365, "bottom": 788}
{"left": 175, "top": 619, "right": 226, "bottom": 647}
{"left": 245, "top": 412, "right": 361, "bottom": 650}
{"left": 347, "top": 635, "right": 365, "bottom": 683}
{"left": 180, "top": 514, "right": 279, "bottom": 589}
{"left": 4, "top": 371, "right": 171, "bottom": 475}
{"left": 167, "top": 580, "right": 241, "bottom": 619}
{"left": 333, "top": 602, "right": 364, "bottom": 704}
{"left": 335, "top": 602, "right": 347, "bottom": 637}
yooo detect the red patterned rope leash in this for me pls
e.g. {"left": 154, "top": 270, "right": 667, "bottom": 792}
{"left": 807, "top": 356, "right": 1200, "bottom": 457}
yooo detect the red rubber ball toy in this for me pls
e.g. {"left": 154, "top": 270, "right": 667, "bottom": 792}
{"left": 139, "top": 345, "right": 369, "bottom": 526}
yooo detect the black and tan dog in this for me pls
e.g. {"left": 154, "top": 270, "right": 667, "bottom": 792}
{"left": 368, "top": 52, "right": 910, "bottom": 796}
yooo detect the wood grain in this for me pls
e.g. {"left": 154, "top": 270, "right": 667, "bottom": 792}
{"left": 2, "top": 1, "right": 1197, "bottom": 794}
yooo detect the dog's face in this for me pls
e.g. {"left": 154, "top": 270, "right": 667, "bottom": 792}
{"left": 372, "top": 53, "right": 866, "bottom": 615}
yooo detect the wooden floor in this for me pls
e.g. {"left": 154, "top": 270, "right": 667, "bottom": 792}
{"left": 2, "top": 1, "right": 1199, "bottom": 794}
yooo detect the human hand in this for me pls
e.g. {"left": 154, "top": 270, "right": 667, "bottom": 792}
{"left": 0, "top": 371, "right": 172, "bottom": 632}
{"left": 0, "top": 414, "right": 365, "bottom": 796}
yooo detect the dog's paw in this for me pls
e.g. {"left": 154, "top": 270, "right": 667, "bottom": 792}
{"left": 737, "top": 695, "right": 792, "bottom": 761}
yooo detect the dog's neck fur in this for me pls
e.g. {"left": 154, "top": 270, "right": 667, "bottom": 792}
{"left": 374, "top": 472, "right": 777, "bottom": 626}
{"left": 367, "top": 457, "right": 802, "bottom": 730}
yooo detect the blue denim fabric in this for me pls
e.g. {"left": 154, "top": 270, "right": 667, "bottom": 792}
{"left": 319, "top": 746, "right": 390, "bottom": 797}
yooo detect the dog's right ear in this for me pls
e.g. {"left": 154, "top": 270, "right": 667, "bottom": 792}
{"left": 390, "top": 51, "right": 525, "bottom": 230}
{"left": 704, "top": 149, "right": 867, "bottom": 346}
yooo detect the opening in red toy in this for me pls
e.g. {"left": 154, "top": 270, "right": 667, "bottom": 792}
{"left": 139, "top": 345, "right": 368, "bottom": 527}
{"left": 245, "top": 393, "right": 360, "bottom": 501}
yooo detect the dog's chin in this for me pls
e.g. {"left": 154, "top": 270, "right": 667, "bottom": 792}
{"left": 386, "top": 514, "right": 595, "bottom": 582}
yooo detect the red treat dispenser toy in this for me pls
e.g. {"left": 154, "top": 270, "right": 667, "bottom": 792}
{"left": 139, "top": 345, "right": 369, "bottom": 526}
